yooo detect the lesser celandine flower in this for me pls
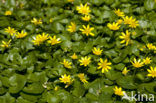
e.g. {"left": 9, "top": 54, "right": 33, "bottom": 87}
{"left": 5, "top": 10, "right": 12, "bottom": 15}
{"left": 15, "top": 30, "right": 27, "bottom": 38}
{"left": 32, "top": 33, "right": 49, "bottom": 45}
{"left": 81, "top": 15, "right": 91, "bottom": 21}
{"left": 76, "top": 3, "right": 91, "bottom": 15}
{"left": 92, "top": 47, "right": 103, "bottom": 55}
{"left": 59, "top": 74, "right": 71, "bottom": 84}
{"left": 4, "top": 27, "right": 17, "bottom": 36}
{"left": 67, "top": 22, "right": 76, "bottom": 33}
{"left": 1, "top": 40, "right": 11, "bottom": 48}
{"left": 60, "top": 59, "right": 72, "bottom": 69}
{"left": 59, "top": 74, "right": 73, "bottom": 88}
{"left": 131, "top": 58, "right": 144, "bottom": 68}
{"left": 78, "top": 73, "right": 88, "bottom": 84}
{"left": 143, "top": 57, "right": 152, "bottom": 65}
{"left": 146, "top": 43, "right": 155, "bottom": 50}
{"left": 114, "top": 9, "right": 125, "bottom": 17}
{"left": 132, "top": 31, "right": 136, "bottom": 35}
{"left": 49, "top": 18, "right": 53, "bottom": 23}
{"left": 147, "top": 66, "right": 156, "bottom": 78}
{"left": 123, "top": 16, "right": 133, "bottom": 24}
{"left": 98, "top": 58, "right": 111, "bottom": 73}
{"left": 119, "top": 30, "right": 131, "bottom": 46}
{"left": 31, "top": 18, "right": 42, "bottom": 25}
{"left": 117, "top": 19, "right": 123, "bottom": 24}
{"left": 79, "top": 56, "right": 91, "bottom": 67}
{"left": 107, "top": 22, "right": 120, "bottom": 30}
{"left": 113, "top": 86, "right": 125, "bottom": 96}
{"left": 71, "top": 53, "right": 78, "bottom": 59}
{"left": 122, "top": 67, "right": 129, "bottom": 75}
{"left": 47, "top": 35, "right": 61, "bottom": 45}
{"left": 54, "top": 86, "right": 59, "bottom": 91}
{"left": 139, "top": 45, "right": 146, "bottom": 51}
{"left": 129, "top": 18, "right": 139, "bottom": 28}
{"left": 68, "top": 0, "right": 74, "bottom": 2}
{"left": 80, "top": 25, "right": 94, "bottom": 36}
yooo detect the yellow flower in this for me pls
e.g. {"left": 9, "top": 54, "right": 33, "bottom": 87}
{"left": 1, "top": 40, "right": 11, "bottom": 48}
{"left": 76, "top": 3, "right": 91, "bottom": 15}
{"left": 92, "top": 47, "right": 103, "bottom": 55}
{"left": 31, "top": 18, "right": 42, "bottom": 25}
{"left": 67, "top": 22, "right": 76, "bottom": 33}
{"left": 5, "top": 10, "right": 12, "bottom": 15}
{"left": 139, "top": 45, "right": 146, "bottom": 51}
{"left": 117, "top": 19, "right": 123, "bottom": 24}
{"left": 122, "top": 67, "right": 129, "bottom": 75}
{"left": 78, "top": 73, "right": 88, "bottom": 84}
{"left": 143, "top": 57, "right": 152, "bottom": 65}
{"left": 131, "top": 58, "right": 144, "bottom": 68}
{"left": 80, "top": 25, "right": 94, "bottom": 36}
{"left": 113, "top": 86, "right": 125, "bottom": 96}
{"left": 119, "top": 30, "right": 131, "bottom": 46}
{"left": 54, "top": 86, "right": 59, "bottom": 91}
{"left": 123, "top": 16, "right": 133, "bottom": 24}
{"left": 98, "top": 58, "right": 111, "bottom": 73}
{"left": 146, "top": 43, "right": 155, "bottom": 50}
{"left": 114, "top": 9, "right": 125, "bottom": 17}
{"left": 68, "top": 0, "right": 74, "bottom": 2}
{"left": 47, "top": 35, "right": 61, "bottom": 45}
{"left": 81, "top": 15, "right": 91, "bottom": 21}
{"left": 71, "top": 53, "right": 78, "bottom": 59}
{"left": 59, "top": 74, "right": 73, "bottom": 88}
{"left": 79, "top": 56, "right": 91, "bottom": 66}
{"left": 15, "top": 30, "right": 27, "bottom": 38}
{"left": 49, "top": 18, "right": 53, "bottom": 23}
{"left": 132, "top": 31, "right": 136, "bottom": 35}
{"left": 59, "top": 74, "right": 71, "bottom": 84}
{"left": 32, "top": 33, "right": 49, "bottom": 45}
{"left": 60, "top": 59, "right": 72, "bottom": 69}
{"left": 147, "top": 66, "right": 156, "bottom": 78}
{"left": 129, "top": 18, "right": 139, "bottom": 28}
{"left": 107, "top": 22, "right": 120, "bottom": 30}
{"left": 4, "top": 27, "right": 17, "bottom": 36}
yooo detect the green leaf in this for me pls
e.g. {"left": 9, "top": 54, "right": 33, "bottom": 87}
{"left": 27, "top": 72, "right": 47, "bottom": 83}
{"left": 116, "top": 76, "right": 137, "bottom": 89}
{"left": 114, "top": 63, "right": 125, "bottom": 71}
{"left": 104, "top": 0, "right": 114, "bottom": 5}
{"left": 144, "top": 0, "right": 155, "bottom": 11}
{"left": 9, "top": 74, "right": 26, "bottom": 94}
{"left": 0, "top": 87, "right": 7, "bottom": 95}
{"left": 52, "top": 22, "right": 64, "bottom": 33}
{"left": 20, "top": 92, "right": 41, "bottom": 102}
{"left": 0, "top": 93, "right": 16, "bottom": 103}
{"left": 104, "top": 49, "right": 118, "bottom": 58}
{"left": 90, "top": 0, "right": 104, "bottom": 6}
{"left": 46, "top": 92, "right": 61, "bottom": 103}
{"left": 56, "top": 90, "right": 75, "bottom": 103}
{"left": 99, "top": 86, "right": 114, "bottom": 102}
{"left": 23, "top": 83, "right": 44, "bottom": 94}
{"left": 88, "top": 78, "right": 104, "bottom": 96}
{"left": 88, "top": 65, "right": 98, "bottom": 74}
{"left": 0, "top": 76, "right": 10, "bottom": 87}
{"left": 16, "top": 97, "right": 33, "bottom": 103}
{"left": 101, "top": 11, "right": 114, "bottom": 19}
{"left": 105, "top": 70, "right": 122, "bottom": 81}
{"left": 72, "top": 80, "right": 85, "bottom": 97}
